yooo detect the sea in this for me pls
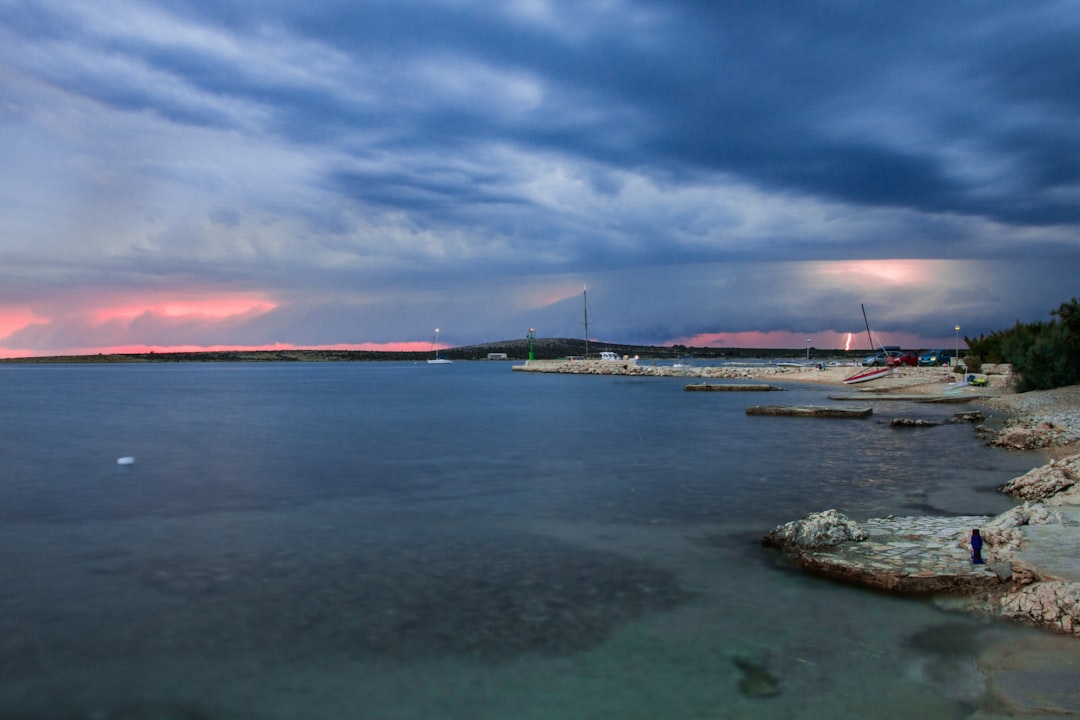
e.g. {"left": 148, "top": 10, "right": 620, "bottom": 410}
{"left": 0, "top": 361, "right": 1061, "bottom": 718}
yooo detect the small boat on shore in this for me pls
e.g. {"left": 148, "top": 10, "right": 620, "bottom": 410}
{"left": 843, "top": 305, "right": 894, "bottom": 384}
{"left": 843, "top": 366, "right": 892, "bottom": 384}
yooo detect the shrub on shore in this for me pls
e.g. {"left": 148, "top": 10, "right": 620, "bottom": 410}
{"left": 967, "top": 298, "right": 1080, "bottom": 392}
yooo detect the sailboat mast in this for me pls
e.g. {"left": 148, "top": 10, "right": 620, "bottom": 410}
{"left": 583, "top": 285, "right": 590, "bottom": 360}
{"left": 861, "top": 304, "right": 874, "bottom": 351}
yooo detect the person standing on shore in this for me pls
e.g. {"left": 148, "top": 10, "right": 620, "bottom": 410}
{"left": 971, "top": 529, "right": 985, "bottom": 564}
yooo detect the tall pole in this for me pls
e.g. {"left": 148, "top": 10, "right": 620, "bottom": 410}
{"left": 806, "top": 338, "right": 811, "bottom": 362}
{"left": 955, "top": 324, "right": 960, "bottom": 366}
{"left": 861, "top": 304, "right": 874, "bottom": 350}
{"left": 583, "top": 284, "right": 590, "bottom": 360}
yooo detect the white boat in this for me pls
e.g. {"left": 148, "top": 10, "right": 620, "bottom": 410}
{"left": 427, "top": 328, "right": 452, "bottom": 364}
{"left": 843, "top": 366, "right": 892, "bottom": 384}
{"left": 843, "top": 304, "right": 891, "bottom": 384}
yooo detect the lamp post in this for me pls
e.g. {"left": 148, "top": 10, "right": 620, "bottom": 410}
{"left": 806, "top": 338, "right": 811, "bottom": 362}
{"left": 527, "top": 328, "right": 535, "bottom": 361}
{"left": 954, "top": 324, "right": 960, "bottom": 366}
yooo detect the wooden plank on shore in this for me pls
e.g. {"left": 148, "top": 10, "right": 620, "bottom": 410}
{"left": 684, "top": 383, "right": 784, "bottom": 392}
{"left": 746, "top": 405, "right": 873, "bottom": 418}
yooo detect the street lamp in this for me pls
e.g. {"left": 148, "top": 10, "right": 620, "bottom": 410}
{"left": 806, "top": 338, "right": 811, "bottom": 362}
{"left": 955, "top": 324, "right": 960, "bottom": 366}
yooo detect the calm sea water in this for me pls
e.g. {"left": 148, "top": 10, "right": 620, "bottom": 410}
{"left": 0, "top": 362, "right": 1051, "bottom": 718}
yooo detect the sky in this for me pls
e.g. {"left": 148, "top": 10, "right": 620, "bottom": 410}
{"left": 2, "top": 1, "right": 1079, "bottom": 357}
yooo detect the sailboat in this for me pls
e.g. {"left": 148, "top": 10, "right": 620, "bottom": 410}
{"left": 843, "top": 305, "right": 892, "bottom": 384}
{"left": 582, "top": 284, "right": 590, "bottom": 360}
{"left": 427, "top": 327, "right": 452, "bottom": 364}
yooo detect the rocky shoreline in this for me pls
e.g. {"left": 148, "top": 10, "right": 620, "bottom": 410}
{"left": 517, "top": 358, "right": 1080, "bottom": 639}
{"left": 763, "top": 385, "right": 1080, "bottom": 639}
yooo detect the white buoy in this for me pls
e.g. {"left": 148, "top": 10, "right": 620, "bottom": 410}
{"left": 117, "top": 456, "right": 135, "bottom": 465}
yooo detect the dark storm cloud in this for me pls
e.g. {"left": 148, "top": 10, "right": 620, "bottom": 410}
{"left": 1, "top": 0, "right": 1078, "bottom": 354}
{"left": 8, "top": 0, "right": 1076, "bottom": 228}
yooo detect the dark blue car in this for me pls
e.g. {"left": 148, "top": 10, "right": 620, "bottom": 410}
{"left": 918, "top": 349, "right": 954, "bottom": 366}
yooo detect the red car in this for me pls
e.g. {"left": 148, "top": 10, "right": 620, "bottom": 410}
{"left": 892, "top": 352, "right": 919, "bottom": 366}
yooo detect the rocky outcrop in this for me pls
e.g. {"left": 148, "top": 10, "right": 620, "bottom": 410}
{"left": 972, "top": 502, "right": 1079, "bottom": 559}
{"left": 763, "top": 500, "right": 1080, "bottom": 635}
{"left": 890, "top": 417, "right": 940, "bottom": 427}
{"left": 761, "top": 509, "right": 868, "bottom": 549}
{"left": 989, "top": 421, "right": 1072, "bottom": 450}
{"left": 995, "top": 580, "right": 1080, "bottom": 636}
{"left": 1000, "top": 454, "right": 1080, "bottom": 504}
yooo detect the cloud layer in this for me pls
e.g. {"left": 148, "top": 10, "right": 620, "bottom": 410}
{"left": 2, "top": 1, "right": 1078, "bottom": 355}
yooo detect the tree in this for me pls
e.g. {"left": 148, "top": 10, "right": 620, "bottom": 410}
{"left": 966, "top": 298, "right": 1080, "bottom": 391}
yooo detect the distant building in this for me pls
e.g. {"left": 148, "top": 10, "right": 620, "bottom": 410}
{"left": 486, "top": 353, "right": 509, "bottom": 360}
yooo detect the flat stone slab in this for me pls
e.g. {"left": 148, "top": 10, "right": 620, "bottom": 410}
{"left": 1015, "top": 508, "right": 1080, "bottom": 583}
{"left": 768, "top": 515, "right": 1003, "bottom": 594}
{"left": 684, "top": 383, "right": 784, "bottom": 392}
{"left": 746, "top": 405, "right": 872, "bottom": 419}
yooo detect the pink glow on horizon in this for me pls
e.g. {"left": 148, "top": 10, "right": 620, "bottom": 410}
{"left": 92, "top": 296, "right": 277, "bottom": 322}
{"left": 0, "top": 308, "right": 46, "bottom": 340}
{"left": 522, "top": 282, "right": 587, "bottom": 309}
{"left": 0, "top": 341, "right": 445, "bottom": 359}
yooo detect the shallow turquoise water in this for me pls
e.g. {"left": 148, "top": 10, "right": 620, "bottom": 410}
{"left": 0, "top": 362, "right": 1048, "bottom": 718}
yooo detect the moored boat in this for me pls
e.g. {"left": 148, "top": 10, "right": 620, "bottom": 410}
{"left": 427, "top": 328, "right": 452, "bottom": 364}
{"left": 843, "top": 366, "right": 892, "bottom": 384}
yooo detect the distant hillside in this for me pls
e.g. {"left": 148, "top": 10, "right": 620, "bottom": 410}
{"left": 1, "top": 339, "right": 859, "bottom": 363}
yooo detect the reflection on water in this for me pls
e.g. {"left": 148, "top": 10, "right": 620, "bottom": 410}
{"left": 0, "top": 362, "right": 1052, "bottom": 718}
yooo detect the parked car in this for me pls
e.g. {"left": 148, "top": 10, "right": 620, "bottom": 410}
{"left": 918, "top": 349, "right": 954, "bottom": 366}
{"left": 861, "top": 350, "right": 905, "bottom": 367}
{"left": 895, "top": 352, "right": 919, "bottom": 366}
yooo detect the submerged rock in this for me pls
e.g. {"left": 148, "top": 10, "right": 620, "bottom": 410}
{"left": 891, "top": 417, "right": 940, "bottom": 427}
{"left": 732, "top": 655, "right": 782, "bottom": 698}
{"left": 952, "top": 410, "right": 984, "bottom": 423}
{"left": 103, "top": 702, "right": 210, "bottom": 720}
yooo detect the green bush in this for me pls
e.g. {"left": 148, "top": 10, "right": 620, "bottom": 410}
{"left": 966, "top": 298, "right": 1080, "bottom": 391}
